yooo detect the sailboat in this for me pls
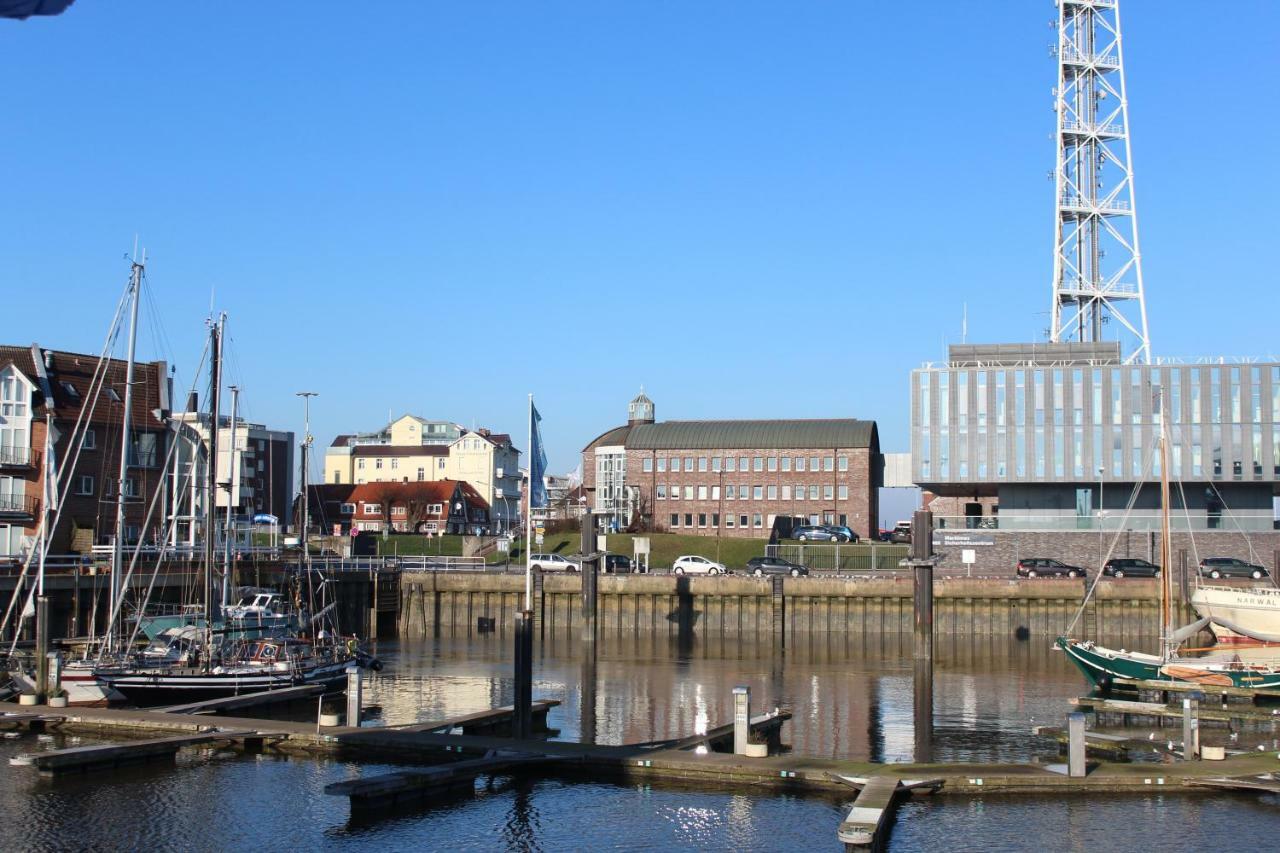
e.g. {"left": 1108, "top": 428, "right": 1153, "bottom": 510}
{"left": 1057, "top": 425, "right": 1280, "bottom": 691}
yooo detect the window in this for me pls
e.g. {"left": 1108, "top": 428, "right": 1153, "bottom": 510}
{"left": 333, "top": 471, "right": 341, "bottom": 483}
{"left": 363, "top": 502, "right": 382, "bottom": 514}
{"left": 753, "top": 457, "right": 763, "bottom": 472}
{"left": 657, "top": 457, "right": 666, "bottom": 473}
{"left": 684, "top": 457, "right": 694, "bottom": 472}
{"left": 697, "top": 457, "right": 707, "bottom": 472}
{"left": 390, "top": 458, "right": 399, "bottom": 470}
{"left": 838, "top": 485, "right": 848, "bottom": 500}
{"left": 738, "top": 485, "right": 749, "bottom": 499}
{"left": 711, "top": 485, "right": 720, "bottom": 500}
{"left": 60, "top": 381, "right": 79, "bottom": 400}
{"left": 358, "top": 459, "right": 365, "bottom": 470}
{"left": 823, "top": 457, "right": 834, "bottom": 472}
{"left": 781, "top": 485, "right": 791, "bottom": 500}
{"left": 697, "top": 485, "right": 708, "bottom": 500}
{"left": 683, "top": 485, "right": 693, "bottom": 500}
{"left": 726, "top": 515, "right": 735, "bottom": 528}
{"left": 838, "top": 455, "right": 848, "bottom": 472}
{"left": 75, "top": 474, "right": 94, "bottom": 496}
{"left": 740, "top": 514, "right": 749, "bottom": 528}
{"left": 725, "top": 457, "right": 736, "bottom": 473}
{"left": 767, "top": 457, "right": 777, "bottom": 472}
{"left": 698, "top": 513, "right": 707, "bottom": 527}
{"left": 753, "top": 486, "right": 763, "bottom": 500}
{"left": 684, "top": 513, "right": 693, "bottom": 527}
{"left": 711, "top": 457, "right": 721, "bottom": 472}
{"left": 810, "top": 456, "right": 821, "bottom": 471}
{"left": 795, "top": 457, "right": 806, "bottom": 472}
{"left": 794, "top": 483, "right": 805, "bottom": 499}
{"left": 767, "top": 485, "right": 777, "bottom": 500}
{"left": 391, "top": 506, "right": 406, "bottom": 516}
{"left": 739, "top": 456, "right": 749, "bottom": 471}
{"left": 656, "top": 485, "right": 667, "bottom": 499}
{"left": 752, "top": 513, "right": 763, "bottom": 528}
{"left": 725, "top": 486, "right": 734, "bottom": 501}
{"left": 84, "top": 429, "right": 96, "bottom": 450}
{"left": 340, "top": 503, "right": 355, "bottom": 514}
{"left": 438, "top": 459, "right": 446, "bottom": 470}
{"left": 643, "top": 458, "right": 653, "bottom": 473}
{"left": 712, "top": 513, "right": 720, "bottom": 527}
{"left": 823, "top": 485, "right": 833, "bottom": 501}
{"left": 417, "top": 467, "right": 425, "bottom": 481}
{"left": 669, "top": 483, "right": 679, "bottom": 500}
{"left": 781, "top": 456, "right": 791, "bottom": 472}
{"left": 123, "top": 478, "right": 138, "bottom": 498}
{"left": 809, "top": 485, "right": 819, "bottom": 500}
{"left": 670, "top": 513, "right": 679, "bottom": 528}
{"left": 429, "top": 503, "right": 443, "bottom": 515}
{"left": 375, "top": 459, "right": 383, "bottom": 469}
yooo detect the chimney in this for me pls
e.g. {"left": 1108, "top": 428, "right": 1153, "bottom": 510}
{"left": 43, "top": 350, "right": 54, "bottom": 370}
{"left": 187, "top": 391, "right": 199, "bottom": 413}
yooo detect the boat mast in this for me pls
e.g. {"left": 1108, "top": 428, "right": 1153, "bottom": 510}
{"left": 222, "top": 384, "right": 239, "bottom": 610}
{"left": 1159, "top": 423, "right": 1174, "bottom": 659}
{"left": 109, "top": 254, "right": 143, "bottom": 654}
{"left": 203, "top": 313, "right": 224, "bottom": 670}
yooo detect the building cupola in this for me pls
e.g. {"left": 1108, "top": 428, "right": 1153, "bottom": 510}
{"left": 628, "top": 388, "right": 655, "bottom": 426}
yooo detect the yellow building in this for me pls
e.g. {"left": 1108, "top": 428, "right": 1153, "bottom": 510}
{"left": 324, "top": 414, "right": 521, "bottom": 532}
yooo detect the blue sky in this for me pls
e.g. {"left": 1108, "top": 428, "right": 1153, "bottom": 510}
{"left": 3, "top": 1, "right": 1278, "bottom": 491}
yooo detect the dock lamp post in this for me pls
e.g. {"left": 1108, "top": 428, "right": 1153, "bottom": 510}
{"left": 1097, "top": 465, "right": 1105, "bottom": 569}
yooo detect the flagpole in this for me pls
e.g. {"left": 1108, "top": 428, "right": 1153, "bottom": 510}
{"left": 525, "top": 393, "right": 533, "bottom": 610}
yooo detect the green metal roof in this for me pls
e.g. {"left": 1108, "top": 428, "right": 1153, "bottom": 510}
{"left": 620, "top": 419, "right": 877, "bottom": 451}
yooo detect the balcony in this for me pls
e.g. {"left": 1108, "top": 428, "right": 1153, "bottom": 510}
{"left": 0, "top": 493, "right": 38, "bottom": 519}
{"left": 0, "top": 446, "right": 37, "bottom": 470}
{"left": 932, "top": 512, "right": 1276, "bottom": 534}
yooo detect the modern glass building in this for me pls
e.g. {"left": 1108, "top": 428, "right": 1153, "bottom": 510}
{"left": 910, "top": 343, "right": 1280, "bottom": 531}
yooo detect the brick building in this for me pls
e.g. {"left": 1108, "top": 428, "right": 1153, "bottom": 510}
{"left": 582, "top": 393, "right": 881, "bottom": 539}
{"left": 307, "top": 479, "right": 490, "bottom": 535}
{"left": 1, "top": 344, "right": 170, "bottom": 558}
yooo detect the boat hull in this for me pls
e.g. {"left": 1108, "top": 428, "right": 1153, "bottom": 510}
{"left": 1191, "top": 585, "right": 1280, "bottom": 646}
{"left": 1057, "top": 637, "right": 1280, "bottom": 691}
{"left": 103, "top": 658, "right": 355, "bottom": 707}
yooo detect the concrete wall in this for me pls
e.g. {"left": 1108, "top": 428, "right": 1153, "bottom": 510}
{"left": 398, "top": 571, "right": 1182, "bottom": 642}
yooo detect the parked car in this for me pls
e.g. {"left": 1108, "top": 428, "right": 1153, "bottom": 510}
{"left": 1102, "top": 557, "right": 1161, "bottom": 578}
{"left": 889, "top": 521, "right": 913, "bottom": 544}
{"left": 603, "top": 553, "right": 634, "bottom": 574}
{"left": 1199, "top": 557, "right": 1269, "bottom": 580}
{"left": 745, "top": 556, "right": 809, "bottom": 577}
{"left": 529, "top": 553, "right": 580, "bottom": 572}
{"left": 671, "top": 555, "right": 727, "bottom": 575}
{"left": 823, "top": 525, "right": 860, "bottom": 544}
{"left": 792, "top": 525, "right": 849, "bottom": 542}
{"left": 1016, "top": 558, "right": 1085, "bottom": 579}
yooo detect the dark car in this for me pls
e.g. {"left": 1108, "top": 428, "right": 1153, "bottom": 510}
{"left": 745, "top": 556, "right": 809, "bottom": 577}
{"left": 823, "top": 525, "right": 860, "bottom": 543}
{"left": 889, "top": 522, "right": 912, "bottom": 544}
{"left": 603, "top": 553, "right": 634, "bottom": 574}
{"left": 1199, "top": 557, "right": 1269, "bottom": 580}
{"left": 1102, "top": 557, "right": 1161, "bottom": 578}
{"left": 1016, "top": 558, "right": 1085, "bottom": 579}
{"left": 792, "top": 525, "right": 848, "bottom": 542}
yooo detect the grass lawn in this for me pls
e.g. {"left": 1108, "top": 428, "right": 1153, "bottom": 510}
{"left": 374, "top": 535, "right": 466, "bottom": 557}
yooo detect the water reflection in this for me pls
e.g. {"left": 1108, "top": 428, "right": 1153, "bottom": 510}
{"left": 362, "top": 629, "right": 1088, "bottom": 763}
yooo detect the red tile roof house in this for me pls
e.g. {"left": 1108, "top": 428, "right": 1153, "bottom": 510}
{"left": 305, "top": 479, "right": 491, "bottom": 536}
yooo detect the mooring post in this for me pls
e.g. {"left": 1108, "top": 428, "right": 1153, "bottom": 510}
{"left": 1068, "top": 711, "right": 1087, "bottom": 777}
{"left": 1182, "top": 697, "right": 1200, "bottom": 760}
{"left": 582, "top": 553, "right": 598, "bottom": 648}
{"left": 733, "top": 686, "right": 751, "bottom": 756}
{"left": 345, "top": 666, "right": 363, "bottom": 728}
{"left": 34, "top": 596, "right": 49, "bottom": 702}
{"left": 46, "top": 651, "right": 62, "bottom": 702}
{"left": 902, "top": 511, "right": 936, "bottom": 764}
{"left": 771, "top": 575, "right": 785, "bottom": 650}
{"left": 513, "top": 609, "right": 533, "bottom": 740}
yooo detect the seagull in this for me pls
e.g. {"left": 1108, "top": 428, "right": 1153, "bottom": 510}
{"left": 1148, "top": 733, "right": 1156, "bottom": 740}
{"left": 1230, "top": 731, "right": 1239, "bottom": 742}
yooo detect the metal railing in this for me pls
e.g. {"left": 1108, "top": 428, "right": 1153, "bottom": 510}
{"left": 0, "top": 446, "right": 35, "bottom": 467}
{"left": 1059, "top": 48, "right": 1120, "bottom": 68}
{"left": 0, "top": 494, "right": 38, "bottom": 516}
{"left": 766, "top": 544, "right": 908, "bottom": 574}
{"left": 1061, "top": 120, "right": 1123, "bottom": 137}
{"left": 930, "top": 514, "right": 1278, "bottom": 533}
{"left": 1059, "top": 194, "right": 1131, "bottom": 213}
{"left": 400, "top": 556, "right": 487, "bottom": 572}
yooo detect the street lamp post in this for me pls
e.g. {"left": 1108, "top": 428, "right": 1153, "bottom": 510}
{"left": 296, "top": 392, "right": 317, "bottom": 565}
{"left": 1097, "top": 465, "right": 1105, "bottom": 569}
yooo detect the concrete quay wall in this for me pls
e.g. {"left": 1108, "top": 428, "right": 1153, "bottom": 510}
{"left": 398, "top": 572, "right": 1181, "bottom": 641}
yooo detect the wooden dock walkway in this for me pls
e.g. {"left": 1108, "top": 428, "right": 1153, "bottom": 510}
{"left": 157, "top": 684, "right": 327, "bottom": 716}
{"left": 1072, "top": 695, "right": 1280, "bottom": 725}
{"left": 1186, "top": 772, "right": 1280, "bottom": 794}
{"left": 325, "top": 750, "right": 562, "bottom": 810}
{"left": 836, "top": 775, "right": 900, "bottom": 852}
{"left": 8, "top": 729, "right": 281, "bottom": 775}
{"left": 386, "top": 701, "right": 560, "bottom": 737}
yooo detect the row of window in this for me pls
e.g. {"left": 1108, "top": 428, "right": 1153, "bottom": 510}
{"left": 642, "top": 454, "right": 850, "bottom": 474}
{"left": 655, "top": 484, "right": 847, "bottom": 501}
{"left": 70, "top": 474, "right": 137, "bottom": 498}
{"left": 340, "top": 501, "right": 446, "bottom": 516}
{"left": 357, "top": 457, "right": 447, "bottom": 471}
{"left": 667, "top": 512, "right": 847, "bottom": 530}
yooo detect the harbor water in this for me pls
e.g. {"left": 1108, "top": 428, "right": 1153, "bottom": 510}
{"left": 3, "top": 631, "right": 1279, "bottom": 851}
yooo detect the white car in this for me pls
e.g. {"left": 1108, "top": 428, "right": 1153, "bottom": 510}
{"left": 529, "top": 553, "right": 580, "bottom": 572}
{"left": 671, "top": 555, "right": 727, "bottom": 576}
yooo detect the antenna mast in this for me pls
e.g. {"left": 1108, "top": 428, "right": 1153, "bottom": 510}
{"left": 1049, "top": 0, "right": 1150, "bottom": 364}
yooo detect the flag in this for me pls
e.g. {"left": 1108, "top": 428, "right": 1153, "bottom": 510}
{"left": 529, "top": 401, "right": 548, "bottom": 509}
{"left": 0, "top": 0, "right": 75, "bottom": 19}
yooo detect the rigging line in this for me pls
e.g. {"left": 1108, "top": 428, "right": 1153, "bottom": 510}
{"left": 1203, "top": 479, "right": 1267, "bottom": 569}
{"left": 1, "top": 280, "right": 132, "bottom": 648}
{"left": 101, "top": 338, "right": 212, "bottom": 659}
{"left": 1065, "top": 428, "right": 1161, "bottom": 636}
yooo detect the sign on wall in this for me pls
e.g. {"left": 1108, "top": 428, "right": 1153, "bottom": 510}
{"left": 933, "top": 531, "right": 996, "bottom": 547}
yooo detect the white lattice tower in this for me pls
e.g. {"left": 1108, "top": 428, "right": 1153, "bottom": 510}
{"left": 1049, "top": 0, "right": 1150, "bottom": 364}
